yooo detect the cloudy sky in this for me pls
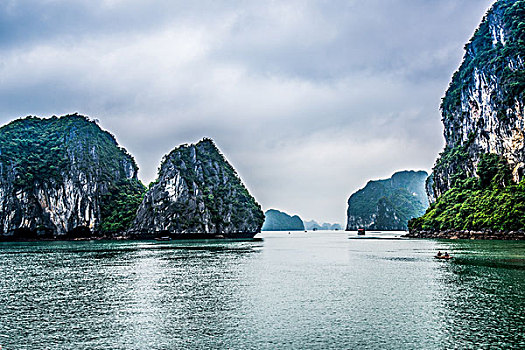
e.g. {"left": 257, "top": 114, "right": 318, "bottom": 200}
{"left": 0, "top": 0, "right": 494, "bottom": 224}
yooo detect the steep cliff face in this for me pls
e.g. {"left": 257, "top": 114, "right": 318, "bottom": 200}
{"left": 262, "top": 209, "right": 304, "bottom": 231}
{"left": 408, "top": 1, "right": 525, "bottom": 238}
{"left": 131, "top": 138, "right": 264, "bottom": 235}
{"left": 0, "top": 114, "right": 145, "bottom": 238}
{"left": 433, "top": 0, "right": 525, "bottom": 198}
{"left": 346, "top": 171, "right": 428, "bottom": 231}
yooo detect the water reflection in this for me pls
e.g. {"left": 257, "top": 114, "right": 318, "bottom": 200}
{"left": 0, "top": 235, "right": 523, "bottom": 349}
{"left": 0, "top": 240, "right": 262, "bottom": 350}
{"left": 119, "top": 241, "right": 262, "bottom": 349}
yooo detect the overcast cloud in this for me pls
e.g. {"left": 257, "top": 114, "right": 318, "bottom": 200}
{"left": 0, "top": 0, "right": 494, "bottom": 223}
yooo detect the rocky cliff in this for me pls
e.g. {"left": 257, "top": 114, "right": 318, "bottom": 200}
{"left": 432, "top": 0, "right": 525, "bottom": 198}
{"left": 262, "top": 209, "right": 305, "bottom": 231}
{"left": 130, "top": 138, "right": 264, "bottom": 236}
{"left": 0, "top": 114, "right": 145, "bottom": 239}
{"left": 408, "top": 0, "right": 525, "bottom": 239}
{"left": 346, "top": 171, "right": 429, "bottom": 231}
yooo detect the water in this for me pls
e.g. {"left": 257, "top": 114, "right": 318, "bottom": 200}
{"left": 0, "top": 231, "right": 523, "bottom": 349}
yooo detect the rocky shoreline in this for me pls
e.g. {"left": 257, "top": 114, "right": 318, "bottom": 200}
{"left": 404, "top": 229, "right": 525, "bottom": 240}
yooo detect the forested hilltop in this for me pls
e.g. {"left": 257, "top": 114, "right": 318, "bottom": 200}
{"left": 408, "top": 0, "right": 525, "bottom": 239}
{"left": 0, "top": 114, "right": 145, "bottom": 239}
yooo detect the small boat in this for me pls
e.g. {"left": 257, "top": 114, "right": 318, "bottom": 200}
{"left": 357, "top": 228, "right": 365, "bottom": 235}
{"left": 434, "top": 255, "right": 453, "bottom": 260}
{"left": 154, "top": 236, "right": 171, "bottom": 241}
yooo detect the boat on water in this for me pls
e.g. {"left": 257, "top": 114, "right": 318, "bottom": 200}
{"left": 357, "top": 228, "right": 366, "bottom": 235}
{"left": 435, "top": 255, "right": 453, "bottom": 260}
{"left": 155, "top": 236, "right": 171, "bottom": 241}
{"left": 435, "top": 251, "right": 453, "bottom": 259}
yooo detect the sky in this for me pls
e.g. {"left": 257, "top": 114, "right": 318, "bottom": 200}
{"left": 0, "top": 0, "right": 494, "bottom": 224}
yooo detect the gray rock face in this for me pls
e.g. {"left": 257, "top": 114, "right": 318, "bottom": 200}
{"left": 432, "top": 0, "right": 525, "bottom": 198}
{"left": 425, "top": 174, "right": 436, "bottom": 204}
{"left": 131, "top": 138, "right": 264, "bottom": 235}
{"left": 0, "top": 114, "right": 143, "bottom": 238}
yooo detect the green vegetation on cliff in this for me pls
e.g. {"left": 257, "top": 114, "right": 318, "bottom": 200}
{"left": 409, "top": 154, "right": 525, "bottom": 232}
{"left": 100, "top": 179, "right": 146, "bottom": 233}
{"left": 0, "top": 115, "right": 137, "bottom": 188}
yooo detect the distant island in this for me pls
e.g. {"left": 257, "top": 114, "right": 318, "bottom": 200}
{"left": 261, "top": 210, "right": 342, "bottom": 231}
{"left": 0, "top": 115, "right": 264, "bottom": 240}
{"left": 262, "top": 209, "right": 305, "bottom": 231}
{"left": 304, "top": 220, "right": 342, "bottom": 231}
{"left": 346, "top": 170, "right": 429, "bottom": 231}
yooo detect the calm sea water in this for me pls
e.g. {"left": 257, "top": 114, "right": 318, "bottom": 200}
{"left": 0, "top": 231, "right": 523, "bottom": 349}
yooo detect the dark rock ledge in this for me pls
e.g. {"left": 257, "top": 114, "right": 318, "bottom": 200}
{"left": 404, "top": 229, "right": 525, "bottom": 240}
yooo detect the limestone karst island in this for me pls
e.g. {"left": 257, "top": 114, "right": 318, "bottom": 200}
{"left": 0, "top": 115, "right": 264, "bottom": 240}
{"left": 406, "top": 0, "right": 525, "bottom": 240}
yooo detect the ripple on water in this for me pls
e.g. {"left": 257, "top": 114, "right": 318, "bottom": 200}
{"left": 0, "top": 234, "right": 523, "bottom": 349}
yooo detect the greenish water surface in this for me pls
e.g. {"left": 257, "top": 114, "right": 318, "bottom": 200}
{"left": 0, "top": 231, "right": 523, "bottom": 349}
